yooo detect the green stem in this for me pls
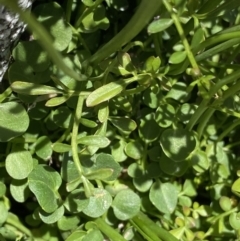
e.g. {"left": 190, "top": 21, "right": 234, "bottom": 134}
{"left": 0, "top": 87, "right": 12, "bottom": 103}
{"left": 217, "top": 119, "right": 240, "bottom": 142}
{"left": 6, "top": 213, "right": 32, "bottom": 238}
{"left": 163, "top": 0, "right": 199, "bottom": 73}
{"left": 0, "top": 0, "right": 85, "bottom": 81}
{"left": 153, "top": 34, "right": 162, "bottom": 59}
{"left": 65, "top": 0, "right": 73, "bottom": 22}
{"left": 195, "top": 38, "right": 240, "bottom": 63}
{"left": 186, "top": 69, "right": 240, "bottom": 130}
{"left": 193, "top": 32, "right": 240, "bottom": 54}
{"left": 87, "top": 0, "right": 162, "bottom": 64}
{"left": 130, "top": 217, "right": 162, "bottom": 241}
{"left": 186, "top": 100, "right": 208, "bottom": 131}
{"left": 217, "top": 43, "right": 240, "bottom": 77}
{"left": 55, "top": 127, "right": 71, "bottom": 143}
{"left": 130, "top": 212, "right": 179, "bottom": 241}
{"left": 94, "top": 218, "right": 127, "bottom": 241}
{"left": 225, "top": 140, "right": 240, "bottom": 149}
{"left": 10, "top": 137, "right": 37, "bottom": 143}
{"left": 71, "top": 96, "right": 85, "bottom": 176}
{"left": 197, "top": 108, "right": 215, "bottom": 138}
{"left": 207, "top": 207, "right": 238, "bottom": 226}
{"left": 195, "top": 0, "right": 239, "bottom": 20}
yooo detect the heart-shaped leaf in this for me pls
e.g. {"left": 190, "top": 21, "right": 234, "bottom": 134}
{"left": 112, "top": 189, "right": 141, "bottom": 220}
{"left": 83, "top": 188, "right": 112, "bottom": 218}
{"left": 28, "top": 165, "right": 62, "bottom": 213}
{"left": 6, "top": 151, "right": 33, "bottom": 180}
{"left": 149, "top": 180, "right": 178, "bottom": 214}
{"left": 160, "top": 129, "right": 196, "bottom": 161}
{"left": 0, "top": 102, "right": 29, "bottom": 142}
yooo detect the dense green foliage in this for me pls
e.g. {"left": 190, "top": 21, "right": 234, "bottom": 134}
{"left": 0, "top": 0, "right": 240, "bottom": 240}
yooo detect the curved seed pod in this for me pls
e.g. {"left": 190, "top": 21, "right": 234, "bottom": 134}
{"left": 0, "top": 0, "right": 33, "bottom": 81}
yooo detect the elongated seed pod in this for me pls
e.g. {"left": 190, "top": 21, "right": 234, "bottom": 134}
{"left": 0, "top": 0, "right": 33, "bottom": 82}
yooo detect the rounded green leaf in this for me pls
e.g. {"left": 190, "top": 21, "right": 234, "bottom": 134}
{"left": 82, "top": 0, "right": 95, "bottom": 7}
{"left": 0, "top": 202, "right": 8, "bottom": 225}
{"left": 34, "top": 2, "right": 64, "bottom": 20}
{"left": 83, "top": 188, "right": 112, "bottom": 218}
{"left": 143, "top": 84, "right": 160, "bottom": 108}
{"left": 86, "top": 153, "right": 121, "bottom": 181}
{"left": 39, "top": 206, "right": 64, "bottom": 224}
{"left": 65, "top": 230, "right": 86, "bottom": 241}
{"left": 9, "top": 61, "right": 51, "bottom": 84}
{"left": 229, "top": 212, "right": 240, "bottom": 230}
{"left": 190, "top": 149, "right": 209, "bottom": 173}
{"left": 61, "top": 156, "right": 79, "bottom": 183}
{"left": 166, "top": 82, "right": 189, "bottom": 102}
{"left": 28, "top": 165, "right": 62, "bottom": 213}
{"left": 125, "top": 141, "right": 144, "bottom": 160}
{"left": 28, "top": 101, "right": 49, "bottom": 120}
{"left": 117, "top": 52, "right": 135, "bottom": 74}
{"left": 111, "top": 140, "right": 128, "bottom": 162}
{"left": 82, "top": 229, "right": 104, "bottom": 241}
{"left": 177, "top": 103, "right": 197, "bottom": 124}
{"left": 13, "top": 40, "right": 50, "bottom": 72}
{"left": 34, "top": 2, "right": 72, "bottom": 51}
{"left": 182, "top": 179, "right": 197, "bottom": 197}
{"left": 109, "top": 117, "right": 137, "bottom": 134}
{"left": 112, "top": 189, "right": 141, "bottom": 220}
{"left": 191, "top": 28, "right": 205, "bottom": 48}
{"left": 6, "top": 151, "right": 33, "bottom": 180}
{"left": 148, "top": 18, "right": 173, "bottom": 34}
{"left": 148, "top": 146, "right": 161, "bottom": 162}
{"left": 159, "top": 153, "right": 189, "bottom": 177}
{"left": 10, "top": 179, "right": 30, "bottom": 203}
{"left": 0, "top": 102, "right": 29, "bottom": 142}
{"left": 81, "top": 5, "right": 109, "bottom": 31}
{"left": 53, "top": 106, "right": 72, "bottom": 129}
{"left": 232, "top": 178, "right": 240, "bottom": 197}
{"left": 133, "top": 177, "right": 153, "bottom": 193}
{"left": 25, "top": 214, "right": 41, "bottom": 227}
{"left": 155, "top": 103, "right": 175, "bottom": 128}
{"left": 143, "top": 56, "right": 161, "bottom": 73}
{"left": 35, "top": 136, "right": 52, "bottom": 161}
{"left": 139, "top": 114, "right": 160, "bottom": 143}
{"left": 149, "top": 180, "right": 178, "bottom": 214}
{"left": 160, "top": 129, "right": 196, "bottom": 161}
{"left": 57, "top": 215, "right": 81, "bottom": 231}
{"left": 66, "top": 178, "right": 83, "bottom": 193}
{"left": 0, "top": 182, "right": 6, "bottom": 197}
{"left": 169, "top": 51, "right": 187, "bottom": 64}
{"left": 179, "top": 196, "right": 192, "bottom": 208}
{"left": 64, "top": 189, "right": 90, "bottom": 213}
{"left": 219, "top": 196, "right": 232, "bottom": 212}
{"left": 128, "top": 163, "right": 144, "bottom": 178}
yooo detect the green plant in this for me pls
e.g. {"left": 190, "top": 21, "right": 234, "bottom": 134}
{"left": 1, "top": 0, "right": 240, "bottom": 240}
